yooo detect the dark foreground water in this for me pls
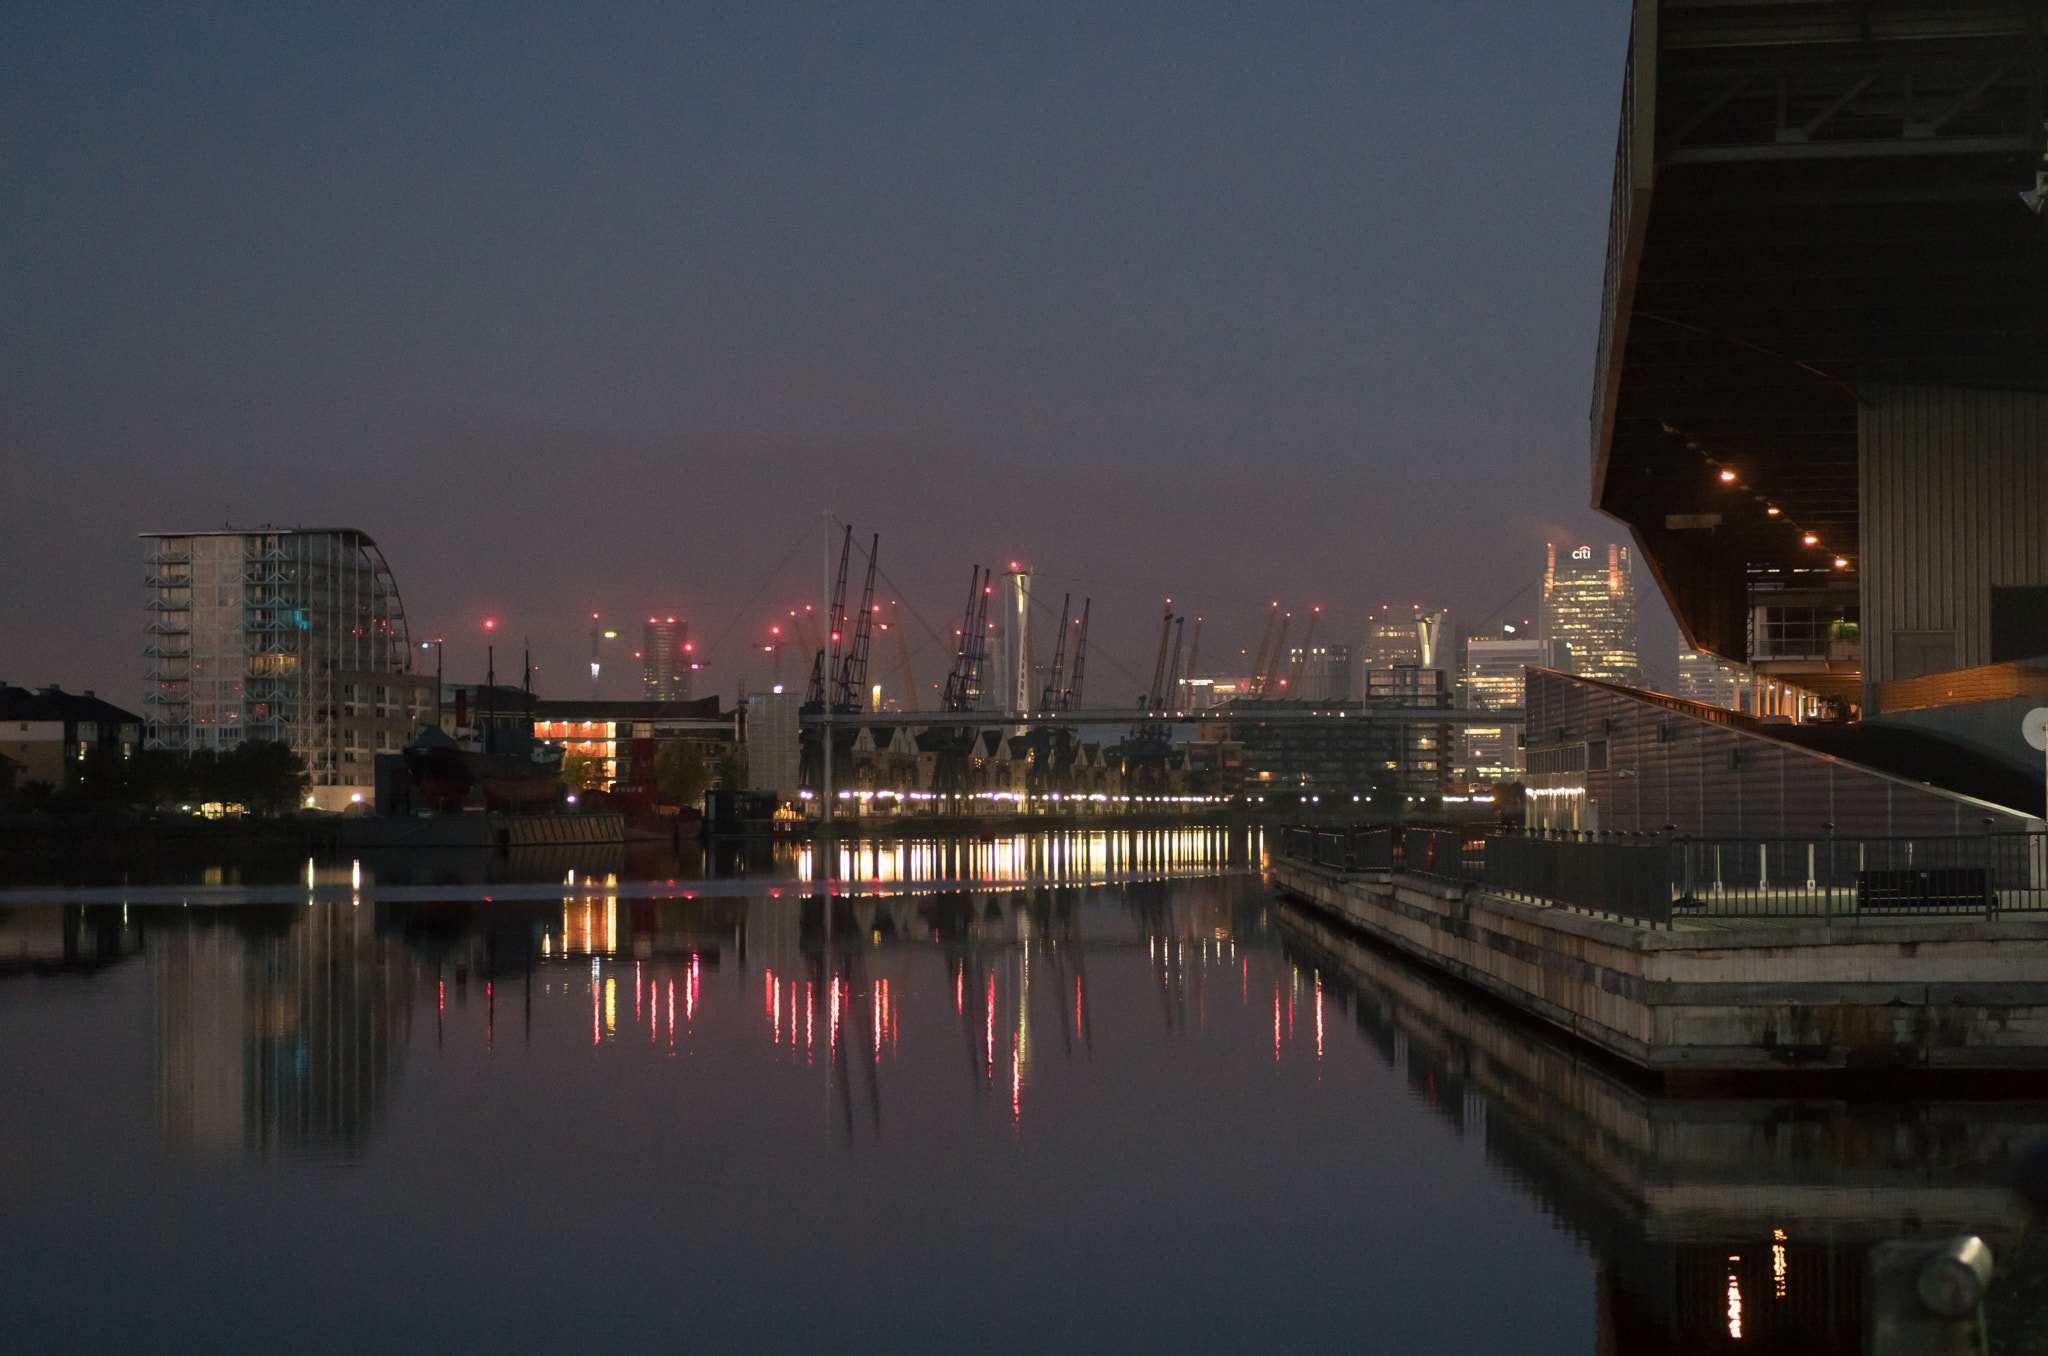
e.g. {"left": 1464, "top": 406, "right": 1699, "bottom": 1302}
{"left": 1, "top": 829, "right": 2040, "bottom": 1354}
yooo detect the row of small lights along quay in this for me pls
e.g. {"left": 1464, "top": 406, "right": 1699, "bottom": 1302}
{"left": 1716, "top": 466, "right": 1852, "bottom": 571}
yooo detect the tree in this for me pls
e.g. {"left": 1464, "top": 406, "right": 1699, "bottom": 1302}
{"left": 561, "top": 752, "right": 602, "bottom": 791}
{"left": 654, "top": 740, "right": 711, "bottom": 808}
{"left": 215, "top": 740, "right": 310, "bottom": 815}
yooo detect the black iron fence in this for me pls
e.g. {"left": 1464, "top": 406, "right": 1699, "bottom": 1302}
{"left": 1278, "top": 825, "right": 2048, "bottom": 926}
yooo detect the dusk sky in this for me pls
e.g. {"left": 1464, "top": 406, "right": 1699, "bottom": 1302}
{"left": 1, "top": 1, "right": 1677, "bottom": 706}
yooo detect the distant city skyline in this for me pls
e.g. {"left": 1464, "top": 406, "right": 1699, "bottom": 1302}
{"left": 0, "top": 3, "right": 1679, "bottom": 709}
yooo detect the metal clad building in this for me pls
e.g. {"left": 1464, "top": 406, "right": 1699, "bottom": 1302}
{"left": 1524, "top": 668, "right": 2033, "bottom": 837}
{"left": 1861, "top": 385, "right": 2048, "bottom": 702}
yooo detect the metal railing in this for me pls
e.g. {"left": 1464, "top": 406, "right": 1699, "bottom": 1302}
{"left": 1278, "top": 825, "right": 2048, "bottom": 927}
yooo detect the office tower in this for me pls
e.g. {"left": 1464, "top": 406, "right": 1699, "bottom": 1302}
{"left": 1366, "top": 612, "right": 1421, "bottom": 667}
{"left": 1541, "top": 543, "right": 1641, "bottom": 686}
{"left": 642, "top": 617, "right": 694, "bottom": 701}
{"left": 142, "top": 529, "right": 434, "bottom": 810}
{"left": 744, "top": 690, "right": 801, "bottom": 799}
{"left": 1460, "top": 630, "right": 1553, "bottom": 780}
{"left": 1676, "top": 649, "right": 1743, "bottom": 710}
{"left": 1285, "top": 643, "right": 1354, "bottom": 703}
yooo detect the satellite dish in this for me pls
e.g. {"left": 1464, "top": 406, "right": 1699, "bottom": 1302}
{"left": 2024, "top": 708, "right": 2048, "bottom": 752}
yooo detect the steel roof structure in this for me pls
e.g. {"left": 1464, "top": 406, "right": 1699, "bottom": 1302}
{"left": 1594, "top": 0, "right": 2048, "bottom": 660}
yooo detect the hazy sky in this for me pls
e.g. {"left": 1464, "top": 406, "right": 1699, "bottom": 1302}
{"left": 0, "top": 1, "right": 1676, "bottom": 707}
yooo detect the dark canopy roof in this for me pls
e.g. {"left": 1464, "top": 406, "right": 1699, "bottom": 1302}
{"left": 1594, "top": 0, "right": 2048, "bottom": 659}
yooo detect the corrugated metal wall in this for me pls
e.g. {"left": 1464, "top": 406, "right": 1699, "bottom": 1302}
{"left": 1860, "top": 385, "right": 2048, "bottom": 707}
{"left": 1525, "top": 669, "right": 2032, "bottom": 837}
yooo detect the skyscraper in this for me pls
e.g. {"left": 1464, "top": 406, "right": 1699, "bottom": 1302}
{"left": 142, "top": 528, "right": 435, "bottom": 810}
{"left": 1676, "top": 649, "right": 1743, "bottom": 710}
{"left": 642, "top": 617, "right": 694, "bottom": 701}
{"left": 1459, "top": 630, "right": 1554, "bottom": 780}
{"left": 1541, "top": 543, "right": 1640, "bottom": 686}
{"left": 1285, "top": 643, "right": 1354, "bottom": 703}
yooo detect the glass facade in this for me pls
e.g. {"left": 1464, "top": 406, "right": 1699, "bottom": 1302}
{"left": 1541, "top": 543, "right": 1640, "bottom": 686}
{"left": 143, "top": 530, "right": 432, "bottom": 805}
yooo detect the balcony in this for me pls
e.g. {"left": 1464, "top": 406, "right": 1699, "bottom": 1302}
{"left": 144, "top": 619, "right": 191, "bottom": 636}
{"left": 145, "top": 572, "right": 192, "bottom": 589}
{"left": 144, "top": 550, "right": 192, "bottom": 567}
{"left": 145, "top": 596, "right": 191, "bottom": 612}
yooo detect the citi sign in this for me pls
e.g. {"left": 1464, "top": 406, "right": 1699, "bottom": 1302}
{"left": 1571, "top": 546, "right": 1593, "bottom": 560}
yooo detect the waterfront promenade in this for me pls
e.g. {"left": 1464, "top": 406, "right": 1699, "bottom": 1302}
{"left": 1272, "top": 835, "right": 2048, "bottom": 1081}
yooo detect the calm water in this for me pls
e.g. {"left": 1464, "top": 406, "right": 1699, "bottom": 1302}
{"left": 1, "top": 828, "right": 2038, "bottom": 1354}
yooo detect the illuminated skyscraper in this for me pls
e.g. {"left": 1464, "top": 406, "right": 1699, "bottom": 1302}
{"left": 642, "top": 617, "right": 695, "bottom": 701}
{"left": 1541, "top": 543, "right": 1640, "bottom": 686}
{"left": 1676, "top": 649, "right": 1743, "bottom": 711}
{"left": 1458, "top": 631, "right": 1554, "bottom": 780}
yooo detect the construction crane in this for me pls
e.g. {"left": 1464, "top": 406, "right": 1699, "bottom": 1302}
{"left": 1162, "top": 617, "right": 1186, "bottom": 711}
{"left": 1288, "top": 606, "right": 1321, "bottom": 697}
{"left": 833, "top": 533, "right": 879, "bottom": 713}
{"left": 804, "top": 526, "right": 854, "bottom": 708}
{"left": 1039, "top": 592, "right": 1072, "bottom": 713}
{"left": 1248, "top": 602, "right": 1279, "bottom": 699}
{"left": 789, "top": 607, "right": 822, "bottom": 659}
{"left": 942, "top": 567, "right": 993, "bottom": 713}
{"left": 1063, "top": 600, "right": 1089, "bottom": 709}
{"left": 888, "top": 601, "right": 918, "bottom": 713}
{"left": 1256, "top": 611, "right": 1292, "bottom": 697}
{"left": 1183, "top": 616, "right": 1203, "bottom": 708}
{"left": 1146, "top": 601, "right": 1175, "bottom": 712}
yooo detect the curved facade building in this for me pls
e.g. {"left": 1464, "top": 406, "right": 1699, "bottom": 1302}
{"left": 142, "top": 528, "right": 436, "bottom": 810}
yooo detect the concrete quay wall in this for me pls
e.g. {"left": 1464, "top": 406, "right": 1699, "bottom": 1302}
{"left": 1271, "top": 858, "right": 2048, "bottom": 1075}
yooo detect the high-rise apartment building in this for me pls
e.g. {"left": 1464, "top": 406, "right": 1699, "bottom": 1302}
{"left": 1284, "top": 643, "right": 1353, "bottom": 703}
{"left": 142, "top": 529, "right": 434, "bottom": 810}
{"left": 1541, "top": 543, "right": 1640, "bottom": 686}
{"left": 1366, "top": 612, "right": 1421, "bottom": 668}
{"left": 642, "top": 617, "right": 695, "bottom": 701}
{"left": 1457, "top": 631, "right": 1555, "bottom": 780}
{"left": 1366, "top": 608, "right": 1452, "bottom": 669}
{"left": 1676, "top": 649, "right": 1744, "bottom": 711}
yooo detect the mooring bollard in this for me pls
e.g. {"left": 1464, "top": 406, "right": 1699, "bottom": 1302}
{"left": 1866, "top": 1235, "right": 1993, "bottom": 1355}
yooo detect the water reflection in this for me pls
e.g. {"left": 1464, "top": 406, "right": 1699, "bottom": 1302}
{"left": 152, "top": 906, "right": 412, "bottom": 1156}
{"left": 1273, "top": 894, "right": 2048, "bottom": 1355}
{"left": 10, "top": 840, "right": 2047, "bottom": 1351}
{"left": 0, "top": 823, "right": 1262, "bottom": 902}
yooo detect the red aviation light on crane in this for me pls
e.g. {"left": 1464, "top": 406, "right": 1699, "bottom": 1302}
{"left": 484, "top": 618, "right": 496, "bottom": 629}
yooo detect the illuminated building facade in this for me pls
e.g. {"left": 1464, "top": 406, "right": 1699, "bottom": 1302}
{"left": 141, "top": 529, "right": 435, "bottom": 810}
{"left": 1366, "top": 612, "right": 1422, "bottom": 668}
{"left": 1676, "top": 649, "right": 1742, "bottom": 711}
{"left": 1365, "top": 666, "right": 1453, "bottom": 799}
{"left": 1541, "top": 543, "right": 1640, "bottom": 686}
{"left": 642, "top": 617, "right": 695, "bottom": 701}
{"left": 1458, "top": 633, "right": 1553, "bottom": 781}
{"left": 529, "top": 696, "right": 739, "bottom": 790}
